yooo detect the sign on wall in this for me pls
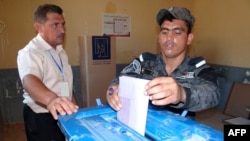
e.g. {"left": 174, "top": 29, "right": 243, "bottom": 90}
{"left": 103, "top": 13, "right": 130, "bottom": 37}
{"left": 92, "top": 36, "right": 111, "bottom": 65}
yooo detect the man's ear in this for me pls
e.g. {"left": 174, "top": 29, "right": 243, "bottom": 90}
{"left": 187, "top": 33, "right": 194, "bottom": 45}
{"left": 34, "top": 22, "right": 41, "bottom": 32}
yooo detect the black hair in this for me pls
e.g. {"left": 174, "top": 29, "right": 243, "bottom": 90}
{"left": 158, "top": 13, "right": 175, "bottom": 26}
{"left": 33, "top": 4, "right": 63, "bottom": 23}
{"left": 159, "top": 13, "right": 192, "bottom": 34}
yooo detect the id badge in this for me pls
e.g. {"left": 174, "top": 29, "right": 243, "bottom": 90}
{"left": 60, "top": 81, "right": 70, "bottom": 97}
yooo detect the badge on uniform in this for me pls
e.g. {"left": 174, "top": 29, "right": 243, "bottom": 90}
{"left": 176, "top": 72, "right": 194, "bottom": 79}
{"left": 60, "top": 81, "right": 70, "bottom": 97}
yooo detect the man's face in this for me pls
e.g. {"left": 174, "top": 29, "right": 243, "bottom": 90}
{"left": 36, "top": 12, "right": 65, "bottom": 48}
{"left": 158, "top": 19, "right": 193, "bottom": 59}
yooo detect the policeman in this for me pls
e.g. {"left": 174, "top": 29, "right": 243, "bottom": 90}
{"left": 106, "top": 7, "right": 220, "bottom": 116}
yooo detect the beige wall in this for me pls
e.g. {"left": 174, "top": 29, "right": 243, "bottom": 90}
{"left": 1, "top": 0, "right": 250, "bottom": 69}
{"left": 192, "top": 0, "right": 250, "bottom": 68}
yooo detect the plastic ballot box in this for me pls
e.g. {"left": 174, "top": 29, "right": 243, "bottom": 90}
{"left": 57, "top": 105, "right": 223, "bottom": 141}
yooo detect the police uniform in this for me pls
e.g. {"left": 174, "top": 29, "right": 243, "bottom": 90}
{"left": 110, "top": 52, "right": 220, "bottom": 116}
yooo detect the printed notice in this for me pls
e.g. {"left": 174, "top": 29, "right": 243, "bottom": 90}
{"left": 117, "top": 76, "right": 149, "bottom": 135}
{"left": 103, "top": 13, "right": 130, "bottom": 37}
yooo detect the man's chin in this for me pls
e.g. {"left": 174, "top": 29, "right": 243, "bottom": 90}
{"left": 57, "top": 39, "right": 64, "bottom": 44}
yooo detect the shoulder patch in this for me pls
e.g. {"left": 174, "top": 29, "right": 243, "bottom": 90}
{"left": 188, "top": 57, "right": 206, "bottom": 68}
{"left": 139, "top": 52, "right": 157, "bottom": 62}
{"left": 121, "top": 58, "right": 141, "bottom": 74}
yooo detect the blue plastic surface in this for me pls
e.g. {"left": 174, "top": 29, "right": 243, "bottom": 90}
{"left": 57, "top": 105, "right": 223, "bottom": 141}
{"left": 58, "top": 105, "right": 149, "bottom": 141}
{"left": 145, "top": 108, "right": 223, "bottom": 141}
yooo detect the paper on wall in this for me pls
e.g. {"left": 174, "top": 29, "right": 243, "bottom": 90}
{"left": 117, "top": 76, "right": 149, "bottom": 135}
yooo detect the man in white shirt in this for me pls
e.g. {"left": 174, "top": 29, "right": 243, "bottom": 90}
{"left": 17, "top": 4, "right": 78, "bottom": 141}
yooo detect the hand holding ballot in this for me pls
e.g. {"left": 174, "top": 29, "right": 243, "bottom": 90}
{"left": 145, "top": 76, "right": 186, "bottom": 106}
{"left": 107, "top": 76, "right": 150, "bottom": 135}
{"left": 106, "top": 76, "right": 187, "bottom": 112}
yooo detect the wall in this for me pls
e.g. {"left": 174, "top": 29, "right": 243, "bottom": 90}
{"left": 191, "top": 0, "right": 250, "bottom": 68}
{"left": 1, "top": 1, "right": 250, "bottom": 68}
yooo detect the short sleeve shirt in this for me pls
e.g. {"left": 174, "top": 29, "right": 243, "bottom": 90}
{"left": 17, "top": 34, "right": 73, "bottom": 113}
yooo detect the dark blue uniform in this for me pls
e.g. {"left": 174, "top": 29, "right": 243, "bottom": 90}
{"left": 110, "top": 52, "right": 220, "bottom": 113}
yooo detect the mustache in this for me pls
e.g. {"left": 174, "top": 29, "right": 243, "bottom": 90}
{"left": 163, "top": 40, "right": 174, "bottom": 46}
{"left": 58, "top": 33, "right": 65, "bottom": 37}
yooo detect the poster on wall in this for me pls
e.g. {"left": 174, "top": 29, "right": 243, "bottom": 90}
{"left": 92, "top": 36, "right": 111, "bottom": 65}
{"left": 102, "top": 13, "right": 130, "bottom": 37}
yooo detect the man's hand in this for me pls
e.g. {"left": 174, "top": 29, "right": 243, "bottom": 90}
{"left": 106, "top": 85, "right": 122, "bottom": 111}
{"left": 47, "top": 96, "right": 79, "bottom": 120}
{"left": 145, "top": 77, "right": 186, "bottom": 105}
{"left": 22, "top": 74, "right": 79, "bottom": 120}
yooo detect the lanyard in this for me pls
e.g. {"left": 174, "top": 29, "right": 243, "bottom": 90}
{"left": 48, "top": 50, "right": 64, "bottom": 80}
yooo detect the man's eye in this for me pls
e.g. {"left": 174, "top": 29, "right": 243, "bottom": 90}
{"left": 50, "top": 23, "right": 56, "bottom": 28}
{"left": 51, "top": 23, "right": 65, "bottom": 28}
{"left": 54, "top": 23, "right": 59, "bottom": 27}
{"left": 160, "top": 28, "right": 184, "bottom": 35}
{"left": 161, "top": 30, "right": 168, "bottom": 34}
{"left": 173, "top": 29, "right": 183, "bottom": 34}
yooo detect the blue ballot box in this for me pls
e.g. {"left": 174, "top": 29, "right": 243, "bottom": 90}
{"left": 57, "top": 105, "right": 223, "bottom": 141}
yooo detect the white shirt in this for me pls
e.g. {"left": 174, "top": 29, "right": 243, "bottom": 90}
{"left": 17, "top": 34, "right": 73, "bottom": 113}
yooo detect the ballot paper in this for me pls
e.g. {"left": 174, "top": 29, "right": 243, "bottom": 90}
{"left": 117, "top": 76, "right": 149, "bottom": 135}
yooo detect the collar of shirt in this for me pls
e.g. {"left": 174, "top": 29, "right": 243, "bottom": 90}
{"left": 157, "top": 54, "right": 191, "bottom": 74}
{"left": 36, "top": 34, "right": 63, "bottom": 54}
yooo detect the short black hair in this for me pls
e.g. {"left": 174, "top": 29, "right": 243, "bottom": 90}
{"left": 156, "top": 7, "right": 195, "bottom": 34}
{"left": 158, "top": 12, "right": 176, "bottom": 26}
{"left": 33, "top": 4, "right": 63, "bottom": 23}
{"left": 159, "top": 12, "right": 192, "bottom": 34}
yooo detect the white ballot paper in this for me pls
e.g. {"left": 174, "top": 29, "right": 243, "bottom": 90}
{"left": 117, "top": 76, "right": 149, "bottom": 135}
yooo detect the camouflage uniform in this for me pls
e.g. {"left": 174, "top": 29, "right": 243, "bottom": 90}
{"left": 110, "top": 52, "right": 220, "bottom": 113}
